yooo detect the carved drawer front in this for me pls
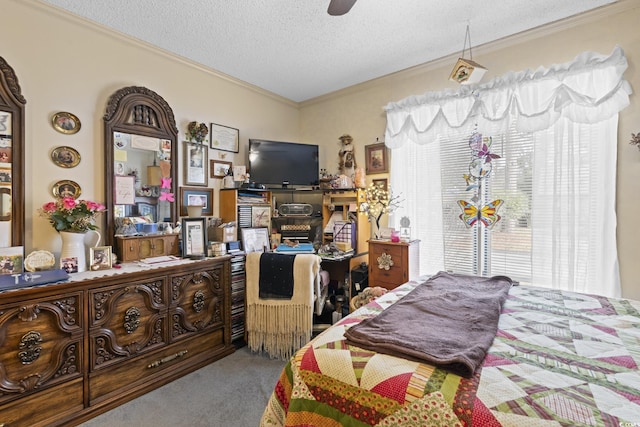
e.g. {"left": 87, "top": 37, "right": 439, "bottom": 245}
{"left": 169, "top": 267, "right": 225, "bottom": 342}
{"left": 89, "top": 277, "right": 168, "bottom": 371}
{"left": 0, "top": 378, "right": 83, "bottom": 427}
{"left": 89, "top": 329, "right": 224, "bottom": 404}
{"left": 0, "top": 292, "right": 83, "bottom": 406}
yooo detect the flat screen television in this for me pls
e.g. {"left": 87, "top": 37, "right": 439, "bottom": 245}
{"left": 248, "top": 139, "right": 319, "bottom": 188}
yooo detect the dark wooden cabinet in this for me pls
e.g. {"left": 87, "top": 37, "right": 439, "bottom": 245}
{"left": 368, "top": 240, "right": 420, "bottom": 290}
{"left": 0, "top": 258, "right": 234, "bottom": 426}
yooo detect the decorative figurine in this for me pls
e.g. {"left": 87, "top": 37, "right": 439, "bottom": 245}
{"left": 338, "top": 134, "right": 357, "bottom": 179}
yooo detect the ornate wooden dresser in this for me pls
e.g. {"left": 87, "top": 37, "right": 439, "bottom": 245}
{"left": 0, "top": 257, "right": 234, "bottom": 426}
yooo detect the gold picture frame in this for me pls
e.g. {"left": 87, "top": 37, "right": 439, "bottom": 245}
{"left": 89, "top": 246, "right": 112, "bottom": 271}
{"left": 52, "top": 111, "right": 81, "bottom": 135}
{"left": 51, "top": 146, "right": 80, "bottom": 168}
{"left": 52, "top": 179, "right": 81, "bottom": 199}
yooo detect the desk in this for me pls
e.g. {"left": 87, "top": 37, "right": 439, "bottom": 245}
{"left": 319, "top": 251, "right": 367, "bottom": 308}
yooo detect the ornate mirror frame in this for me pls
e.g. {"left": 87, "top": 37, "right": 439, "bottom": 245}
{"left": 0, "top": 56, "right": 26, "bottom": 247}
{"left": 103, "top": 86, "right": 178, "bottom": 248}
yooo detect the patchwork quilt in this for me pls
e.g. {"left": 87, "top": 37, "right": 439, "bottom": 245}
{"left": 260, "top": 280, "right": 640, "bottom": 426}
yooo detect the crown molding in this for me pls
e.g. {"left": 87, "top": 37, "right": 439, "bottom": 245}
{"left": 300, "top": 0, "right": 637, "bottom": 107}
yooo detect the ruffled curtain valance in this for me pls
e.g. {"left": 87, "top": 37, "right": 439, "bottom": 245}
{"left": 384, "top": 46, "right": 632, "bottom": 148}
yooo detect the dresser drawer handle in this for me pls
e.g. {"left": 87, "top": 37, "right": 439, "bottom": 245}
{"left": 147, "top": 350, "right": 188, "bottom": 369}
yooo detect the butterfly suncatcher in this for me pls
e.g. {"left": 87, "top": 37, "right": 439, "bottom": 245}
{"left": 457, "top": 199, "right": 504, "bottom": 229}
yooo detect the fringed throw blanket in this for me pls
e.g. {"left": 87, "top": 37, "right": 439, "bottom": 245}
{"left": 344, "top": 271, "right": 512, "bottom": 377}
{"left": 258, "top": 253, "right": 295, "bottom": 299}
{"left": 246, "top": 252, "right": 321, "bottom": 360}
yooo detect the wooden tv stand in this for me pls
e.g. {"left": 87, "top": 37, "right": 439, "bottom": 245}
{"left": 0, "top": 257, "right": 235, "bottom": 427}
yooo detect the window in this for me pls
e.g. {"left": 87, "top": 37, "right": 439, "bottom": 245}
{"left": 391, "top": 116, "right": 620, "bottom": 296}
{"left": 385, "top": 48, "right": 629, "bottom": 297}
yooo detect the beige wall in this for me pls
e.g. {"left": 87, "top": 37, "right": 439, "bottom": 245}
{"left": 3, "top": 0, "right": 301, "bottom": 255}
{"left": 4, "top": 0, "right": 640, "bottom": 299}
{"left": 299, "top": 1, "right": 640, "bottom": 300}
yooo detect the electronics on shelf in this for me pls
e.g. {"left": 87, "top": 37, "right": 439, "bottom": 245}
{"left": 279, "top": 203, "right": 313, "bottom": 216}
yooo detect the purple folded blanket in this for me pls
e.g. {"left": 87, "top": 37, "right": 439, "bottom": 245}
{"left": 343, "top": 271, "right": 512, "bottom": 377}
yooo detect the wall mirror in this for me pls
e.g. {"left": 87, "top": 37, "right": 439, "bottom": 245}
{"left": 0, "top": 56, "right": 25, "bottom": 248}
{"left": 104, "top": 86, "right": 178, "bottom": 248}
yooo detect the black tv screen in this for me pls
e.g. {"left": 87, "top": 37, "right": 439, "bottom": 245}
{"left": 248, "top": 139, "right": 319, "bottom": 187}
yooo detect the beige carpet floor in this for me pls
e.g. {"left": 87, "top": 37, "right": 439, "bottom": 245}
{"left": 78, "top": 345, "right": 286, "bottom": 427}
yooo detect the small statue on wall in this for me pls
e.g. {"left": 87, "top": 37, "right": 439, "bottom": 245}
{"left": 338, "top": 134, "right": 357, "bottom": 178}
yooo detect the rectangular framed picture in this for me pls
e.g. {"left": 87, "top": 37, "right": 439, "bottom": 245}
{"left": 182, "top": 217, "right": 207, "bottom": 257}
{"left": 365, "top": 142, "right": 388, "bottom": 174}
{"left": 89, "top": 246, "right": 112, "bottom": 271}
{"left": 251, "top": 205, "right": 271, "bottom": 228}
{"left": 0, "top": 146, "right": 11, "bottom": 164}
{"left": 241, "top": 227, "right": 270, "bottom": 253}
{"left": 0, "top": 167, "right": 11, "bottom": 184}
{"left": 179, "top": 186, "right": 214, "bottom": 216}
{"left": 0, "top": 246, "right": 23, "bottom": 275}
{"left": 184, "top": 142, "right": 208, "bottom": 186}
{"left": 372, "top": 178, "right": 388, "bottom": 191}
{"left": 210, "top": 123, "right": 239, "bottom": 153}
{"left": 0, "top": 111, "right": 12, "bottom": 135}
{"left": 114, "top": 175, "right": 135, "bottom": 205}
{"left": 60, "top": 256, "right": 78, "bottom": 273}
{"left": 233, "top": 165, "right": 247, "bottom": 182}
{"left": 210, "top": 159, "right": 232, "bottom": 179}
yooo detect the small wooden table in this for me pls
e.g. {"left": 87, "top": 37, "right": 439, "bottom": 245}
{"left": 368, "top": 240, "right": 420, "bottom": 290}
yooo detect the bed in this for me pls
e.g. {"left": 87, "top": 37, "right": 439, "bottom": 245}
{"left": 260, "top": 272, "right": 640, "bottom": 426}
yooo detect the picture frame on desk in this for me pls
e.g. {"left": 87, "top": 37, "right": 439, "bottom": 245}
{"left": 0, "top": 246, "right": 23, "bottom": 275}
{"left": 241, "top": 227, "right": 270, "bottom": 253}
{"left": 182, "top": 217, "right": 207, "bottom": 257}
{"left": 89, "top": 246, "right": 112, "bottom": 271}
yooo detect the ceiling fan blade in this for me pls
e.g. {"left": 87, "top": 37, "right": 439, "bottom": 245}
{"left": 327, "top": 0, "right": 357, "bottom": 16}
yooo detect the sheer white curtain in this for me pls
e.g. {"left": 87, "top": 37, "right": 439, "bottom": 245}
{"left": 530, "top": 117, "right": 620, "bottom": 296}
{"left": 386, "top": 47, "right": 630, "bottom": 297}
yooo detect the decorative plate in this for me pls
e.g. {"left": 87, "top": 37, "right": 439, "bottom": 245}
{"left": 52, "top": 111, "right": 81, "bottom": 135}
{"left": 24, "top": 250, "right": 56, "bottom": 272}
{"left": 51, "top": 146, "right": 81, "bottom": 168}
{"left": 52, "top": 179, "right": 82, "bottom": 199}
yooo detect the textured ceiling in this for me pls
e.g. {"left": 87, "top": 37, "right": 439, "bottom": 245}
{"left": 42, "top": 0, "right": 618, "bottom": 102}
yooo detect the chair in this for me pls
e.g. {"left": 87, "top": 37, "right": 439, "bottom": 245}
{"left": 245, "top": 252, "right": 327, "bottom": 360}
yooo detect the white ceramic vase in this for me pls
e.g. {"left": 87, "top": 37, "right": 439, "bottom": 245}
{"left": 60, "top": 230, "right": 101, "bottom": 273}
